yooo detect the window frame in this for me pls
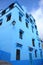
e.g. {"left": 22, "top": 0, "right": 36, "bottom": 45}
{"left": 32, "top": 39, "right": 35, "bottom": 47}
{"left": 19, "top": 29, "right": 24, "bottom": 39}
{"left": 6, "top": 13, "right": 11, "bottom": 22}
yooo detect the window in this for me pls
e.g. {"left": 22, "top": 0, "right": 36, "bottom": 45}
{"left": 19, "top": 16, "right": 22, "bottom": 21}
{"left": 12, "top": 21, "right": 16, "bottom": 25}
{"left": 16, "top": 43, "right": 22, "bottom": 47}
{"left": 0, "top": 22, "right": 2, "bottom": 26}
{"left": 34, "top": 19, "right": 35, "bottom": 22}
{"left": 19, "top": 29, "right": 24, "bottom": 39}
{"left": 35, "top": 49, "right": 37, "bottom": 57}
{"left": 16, "top": 49, "right": 20, "bottom": 60}
{"left": 32, "top": 25, "right": 34, "bottom": 33}
{"left": 32, "top": 39, "right": 35, "bottom": 47}
{"left": 36, "top": 31, "right": 38, "bottom": 35}
{"left": 29, "top": 47, "right": 33, "bottom": 51}
{"left": 30, "top": 18, "right": 33, "bottom": 23}
{"left": 26, "top": 13, "right": 29, "bottom": 18}
{"left": 19, "top": 12, "right": 23, "bottom": 22}
{"left": 9, "top": 3, "right": 14, "bottom": 9}
{"left": 2, "top": 10, "right": 6, "bottom": 15}
{"left": 25, "top": 19, "right": 29, "bottom": 28}
{"left": 26, "top": 22, "right": 28, "bottom": 28}
{"left": 39, "top": 43, "right": 40, "bottom": 47}
{"left": 6, "top": 13, "right": 11, "bottom": 21}
{"left": 35, "top": 25, "right": 37, "bottom": 29}
{"left": 0, "top": 19, "right": 2, "bottom": 26}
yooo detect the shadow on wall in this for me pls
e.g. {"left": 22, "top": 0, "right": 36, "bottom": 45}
{"left": 0, "top": 50, "right": 11, "bottom": 62}
{"left": 0, "top": 50, "right": 43, "bottom": 65}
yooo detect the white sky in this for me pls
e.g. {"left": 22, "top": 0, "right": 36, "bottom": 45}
{"left": 31, "top": 0, "right": 43, "bottom": 40}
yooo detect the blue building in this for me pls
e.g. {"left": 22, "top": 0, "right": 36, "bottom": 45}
{"left": 0, "top": 2, "right": 43, "bottom": 65}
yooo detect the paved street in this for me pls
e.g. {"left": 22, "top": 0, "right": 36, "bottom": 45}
{"left": 0, "top": 61, "right": 12, "bottom": 65}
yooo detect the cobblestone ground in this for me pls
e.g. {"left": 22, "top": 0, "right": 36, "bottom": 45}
{"left": 0, "top": 61, "right": 12, "bottom": 65}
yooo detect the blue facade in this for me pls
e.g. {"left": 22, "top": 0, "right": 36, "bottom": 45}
{"left": 0, "top": 2, "right": 43, "bottom": 65}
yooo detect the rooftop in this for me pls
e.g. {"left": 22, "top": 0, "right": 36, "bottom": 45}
{"left": 0, "top": 2, "right": 24, "bottom": 17}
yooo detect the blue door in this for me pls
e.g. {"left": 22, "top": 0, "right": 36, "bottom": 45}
{"left": 29, "top": 53, "right": 32, "bottom": 65}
